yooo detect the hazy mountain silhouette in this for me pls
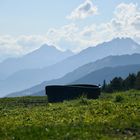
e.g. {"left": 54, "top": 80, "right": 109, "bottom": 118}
{"left": 1, "top": 38, "right": 140, "bottom": 97}
{"left": 73, "top": 64, "right": 140, "bottom": 85}
{"left": 0, "top": 44, "right": 73, "bottom": 80}
{"left": 7, "top": 53, "right": 140, "bottom": 97}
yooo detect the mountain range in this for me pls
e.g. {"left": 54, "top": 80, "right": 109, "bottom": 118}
{"left": 1, "top": 37, "right": 140, "bottom": 97}
{"left": 73, "top": 64, "right": 140, "bottom": 85}
{"left": 7, "top": 53, "right": 140, "bottom": 97}
{"left": 0, "top": 44, "right": 74, "bottom": 80}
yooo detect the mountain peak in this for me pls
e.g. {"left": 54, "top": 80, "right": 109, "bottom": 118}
{"left": 111, "top": 37, "right": 135, "bottom": 43}
{"left": 64, "top": 49, "right": 74, "bottom": 55}
{"left": 39, "top": 44, "right": 58, "bottom": 51}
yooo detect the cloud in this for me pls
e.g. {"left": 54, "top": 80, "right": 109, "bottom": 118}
{"left": 0, "top": 35, "right": 49, "bottom": 61}
{"left": 0, "top": 3, "right": 140, "bottom": 61}
{"left": 46, "top": 24, "right": 80, "bottom": 51}
{"left": 17, "top": 35, "right": 48, "bottom": 50}
{"left": 111, "top": 3, "right": 140, "bottom": 37}
{"left": 47, "top": 3, "right": 140, "bottom": 51}
{"left": 67, "top": 0, "right": 98, "bottom": 20}
{"left": 0, "top": 35, "right": 22, "bottom": 61}
{"left": 77, "top": 3, "right": 140, "bottom": 46}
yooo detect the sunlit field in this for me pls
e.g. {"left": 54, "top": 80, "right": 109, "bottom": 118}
{"left": 0, "top": 90, "right": 140, "bottom": 140}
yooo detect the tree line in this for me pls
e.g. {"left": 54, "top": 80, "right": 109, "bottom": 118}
{"left": 102, "top": 71, "right": 140, "bottom": 93}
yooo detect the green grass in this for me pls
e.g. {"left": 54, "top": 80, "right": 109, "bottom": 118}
{"left": 0, "top": 90, "right": 140, "bottom": 140}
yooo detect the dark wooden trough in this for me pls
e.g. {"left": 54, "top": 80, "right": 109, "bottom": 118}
{"left": 45, "top": 84, "right": 100, "bottom": 102}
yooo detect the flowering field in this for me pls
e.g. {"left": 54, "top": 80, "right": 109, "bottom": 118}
{"left": 0, "top": 90, "right": 140, "bottom": 140}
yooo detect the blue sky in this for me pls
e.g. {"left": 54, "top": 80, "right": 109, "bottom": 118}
{"left": 0, "top": 0, "right": 139, "bottom": 35}
{"left": 0, "top": 0, "right": 140, "bottom": 61}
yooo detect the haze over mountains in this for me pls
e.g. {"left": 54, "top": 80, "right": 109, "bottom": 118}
{"left": 0, "top": 44, "right": 73, "bottom": 80}
{"left": 73, "top": 64, "right": 140, "bottom": 85}
{"left": 1, "top": 37, "right": 140, "bottom": 97}
{"left": 8, "top": 53, "right": 140, "bottom": 97}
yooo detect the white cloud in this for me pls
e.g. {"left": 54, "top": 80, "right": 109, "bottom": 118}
{"left": 17, "top": 35, "right": 48, "bottom": 50}
{"left": 78, "top": 3, "right": 140, "bottom": 46}
{"left": 46, "top": 24, "right": 80, "bottom": 51}
{"left": 67, "top": 0, "right": 98, "bottom": 20}
{"left": 0, "top": 3, "right": 140, "bottom": 61}
{"left": 0, "top": 35, "right": 49, "bottom": 61}
{"left": 47, "top": 3, "right": 140, "bottom": 52}
{"left": 0, "top": 35, "right": 23, "bottom": 59}
{"left": 111, "top": 3, "right": 140, "bottom": 38}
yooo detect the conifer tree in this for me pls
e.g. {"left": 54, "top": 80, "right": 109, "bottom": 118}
{"left": 124, "top": 74, "right": 136, "bottom": 90}
{"left": 135, "top": 72, "right": 140, "bottom": 90}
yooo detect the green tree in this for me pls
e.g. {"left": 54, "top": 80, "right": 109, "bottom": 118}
{"left": 135, "top": 72, "right": 140, "bottom": 90}
{"left": 109, "top": 77, "right": 123, "bottom": 92}
{"left": 124, "top": 74, "right": 136, "bottom": 90}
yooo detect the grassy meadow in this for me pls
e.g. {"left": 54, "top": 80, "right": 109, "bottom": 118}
{"left": 0, "top": 90, "right": 140, "bottom": 140}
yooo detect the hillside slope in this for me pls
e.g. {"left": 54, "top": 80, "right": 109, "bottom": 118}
{"left": 73, "top": 64, "right": 140, "bottom": 85}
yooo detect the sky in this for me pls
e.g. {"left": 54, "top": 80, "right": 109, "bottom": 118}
{"left": 0, "top": 0, "right": 140, "bottom": 61}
